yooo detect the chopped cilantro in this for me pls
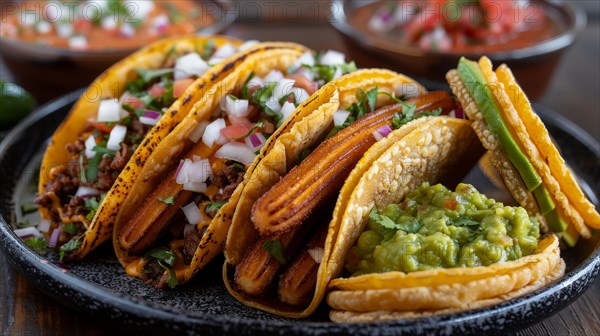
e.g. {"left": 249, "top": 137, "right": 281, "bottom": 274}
{"left": 157, "top": 195, "right": 175, "bottom": 205}
{"left": 205, "top": 201, "right": 226, "bottom": 217}
{"left": 327, "top": 87, "right": 379, "bottom": 138}
{"left": 92, "top": 145, "right": 116, "bottom": 157}
{"left": 86, "top": 152, "right": 103, "bottom": 181}
{"left": 144, "top": 247, "right": 179, "bottom": 289}
{"left": 396, "top": 218, "right": 423, "bottom": 234}
{"left": 201, "top": 40, "right": 216, "bottom": 59}
{"left": 16, "top": 221, "right": 36, "bottom": 229}
{"left": 20, "top": 202, "right": 37, "bottom": 215}
{"left": 79, "top": 153, "right": 88, "bottom": 184}
{"left": 59, "top": 239, "right": 81, "bottom": 261}
{"left": 251, "top": 84, "right": 282, "bottom": 124}
{"left": 241, "top": 72, "right": 256, "bottom": 99}
{"left": 369, "top": 207, "right": 399, "bottom": 230}
{"left": 262, "top": 239, "right": 287, "bottom": 265}
{"left": 24, "top": 236, "right": 47, "bottom": 253}
{"left": 231, "top": 121, "right": 264, "bottom": 140}
{"left": 63, "top": 223, "right": 78, "bottom": 235}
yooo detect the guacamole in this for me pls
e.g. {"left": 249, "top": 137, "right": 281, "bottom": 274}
{"left": 346, "top": 183, "right": 540, "bottom": 276}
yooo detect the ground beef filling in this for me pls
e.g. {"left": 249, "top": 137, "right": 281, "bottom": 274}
{"left": 212, "top": 164, "right": 244, "bottom": 202}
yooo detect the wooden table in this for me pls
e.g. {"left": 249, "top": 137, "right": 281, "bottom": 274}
{"left": 1, "top": 17, "right": 599, "bottom": 335}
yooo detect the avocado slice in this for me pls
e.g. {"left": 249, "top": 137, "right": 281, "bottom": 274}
{"left": 562, "top": 223, "right": 579, "bottom": 247}
{"left": 544, "top": 208, "right": 568, "bottom": 233}
{"left": 533, "top": 186, "right": 555, "bottom": 215}
{"left": 457, "top": 58, "right": 541, "bottom": 191}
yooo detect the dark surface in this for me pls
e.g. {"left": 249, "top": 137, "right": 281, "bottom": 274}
{"left": 1, "top": 12, "right": 600, "bottom": 336}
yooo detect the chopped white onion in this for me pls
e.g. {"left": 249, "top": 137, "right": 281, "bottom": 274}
{"left": 107, "top": 124, "right": 127, "bottom": 151}
{"left": 48, "top": 228, "right": 60, "bottom": 248}
{"left": 97, "top": 99, "right": 121, "bottom": 122}
{"left": 245, "top": 133, "right": 267, "bottom": 151}
{"left": 125, "top": 0, "right": 155, "bottom": 19}
{"left": 56, "top": 23, "right": 73, "bottom": 38}
{"left": 296, "top": 67, "right": 315, "bottom": 81}
{"left": 265, "top": 98, "right": 282, "bottom": 114}
{"left": 239, "top": 40, "right": 260, "bottom": 51}
{"left": 280, "top": 101, "right": 296, "bottom": 121}
{"left": 188, "top": 120, "right": 210, "bottom": 143}
{"left": 208, "top": 57, "right": 225, "bottom": 66}
{"left": 247, "top": 76, "right": 264, "bottom": 90}
{"left": 274, "top": 78, "right": 296, "bottom": 100}
{"left": 101, "top": 16, "right": 117, "bottom": 30}
{"left": 373, "top": 130, "right": 384, "bottom": 141}
{"left": 139, "top": 110, "right": 162, "bottom": 126}
{"left": 293, "top": 51, "right": 316, "bottom": 69}
{"left": 14, "top": 226, "right": 42, "bottom": 239}
{"left": 183, "top": 182, "right": 207, "bottom": 193}
{"left": 215, "top": 134, "right": 230, "bottom": 145}
{"left": 75, "top": 186, "right": 101, "bottom": 197}
{"left": 176, "top": 159, "right": 193, "bottom": 184}
{"left": 181, "top": 202, "right": 201, "bottom": 225}
{"left": 320, "top": 50, "right": 346, "bottom": 66}
{"left": 36, "top": 21, "right": 52, "bottom": 34}
{"left": 84, "top": 135, "right": 97, "bottom": 159}
{"left": 294, "top": 88, "right": 310, "bottom": 104}
{"left": 333, "top": 110, "right": 350, "bottom": 126}
{"left": 152, "top": 14, "right": 169, "bottom": 32}
{"left": 224, "top": 96, "right": 249, "bottom": 117}
{"left": 263, "top": 70, "right": 284, "bottom": 83}
{"left": 69, "top": 35, "right": 88, "bottom": 49}
{"left": 308, "top": 247, "right": 324, "bottom": 264}
{"left": 213, "top": 43, "right": 237, "bottom": 59}
{"left": 202, "top": 118, "right": 226, "bottom": 147}
{"left": 188, "top": 159, "right": 213, "bottom": 183}
{"left": 175, "top": 53, "right": 209, "bottom": 80}
{"left": 332, "top": 66, "right": 343, "bottom": 80}
{"left": 215, "top": 142, "right": 257, "bottom": 166}
{"left": 37, "top": 219, "right": 52, "bottom": 233}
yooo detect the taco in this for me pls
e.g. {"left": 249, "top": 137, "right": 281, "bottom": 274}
{"left": 446, "top": 57, "right": 600, "bottom": 246}
{"left": 222, "top": 70, "right": 483, "bottom": 318}
{"left": 112, "top": 47, "right": 361, "bottom": 289}
{"left": 35, "top": 35, "right": 256, "bottom": 260}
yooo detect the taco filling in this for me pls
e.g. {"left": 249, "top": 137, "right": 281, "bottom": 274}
{"left": 346, "top": 182, "right": 541, "bottom": 276}
{"left": 117, "top": 50, "right": 357, "bottom": 288}
{"left": 35, "top": 41, "right": 240, "bottom": 255}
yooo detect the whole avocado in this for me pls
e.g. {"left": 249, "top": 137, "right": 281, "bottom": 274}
{"left": 0, "top": 81, "right": 36, "bottom": 127}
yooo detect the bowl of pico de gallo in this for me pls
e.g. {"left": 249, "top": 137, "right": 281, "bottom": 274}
{"left": 330, "top": 0, "right": 585, "bottom": 99}
{"left": 0, "top": 0, "right": 236, "bottom": 102}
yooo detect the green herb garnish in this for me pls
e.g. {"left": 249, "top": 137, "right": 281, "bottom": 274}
{"left": 63, "top": 223, "right": 78, "bottom": 235}
{"left": 144, "top": 247, "right": 179, "bottom": 289}
{"left": 327, "top": 87, "right": 379, "bottom": 138}
{"left": 24, "top": 236, "right": 47, "bottom": 253}
{"left": 262, "top": 239, "right": 287, "bottom": 265}
{"left": 231, "top": 121, "right": 264, "bottom": 140}
{"left": 59, "top": 238, "right": 81, "bottom": 261}
{"left": 20, "top": 202, "right": 38, "bottom": 215}
{"left": 241, "top": 72, "right": 256, "bottom": 99}
{"left": 205, "top": 201, "right": 226, "bottom": 217}
{"left": 157, "top": 195, "right": 175, "bottom": 205}
{"left": 16, "top": 221, "right": 36, "bottom": 228}
{"left": 368, "top": 207, "right": 399, "bottom": 230}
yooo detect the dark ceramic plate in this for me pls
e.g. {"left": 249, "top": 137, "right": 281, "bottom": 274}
{"left": 1, "top": 89, "right": 599, "bottom": 336}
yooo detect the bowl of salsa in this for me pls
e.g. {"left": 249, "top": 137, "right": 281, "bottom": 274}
{"left": 330, "top": 0, "right": 585, "bottom": 99}
{"left": 0, "top": 0, "right": 236, "bottom": 102}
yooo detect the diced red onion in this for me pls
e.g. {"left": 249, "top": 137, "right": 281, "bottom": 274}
{"left": 107, "top": 124, "right": 127, "bottom": 151}
{"left": 181, "top": 202, "right": 202, "bottom": 225}
{"left": 84, "top": 135, "right": 96, "bottom": 159}
{"left": 308, "top": 247, "right": 324, "bottom": 264}
{"left": 263, "top": 70, "right": 284, "bottom": 83}
{"left": 175, "top": 53, "right": 209, "bottom": 80}
{"left": 274, "top": 78, "right": 296, "bottom": 100}
{"left": 202, "top": 118, "right": 226, "bottom": 147}
{"left": 224, "top": 95, "right": 249, "bottom": 117}
{"left": 15, "top": 226, "right": 42, "bottom": 239}
{"left": 48, "top": 228, "right": 60, "bottom": 248}
{"left": 377, "top": 125, "right": 393, "bottom": 137}
{"left": 139, "top": 110, "right": 162, "bottom": 126}
{"left": 333, "top": 110, "right": 350, "bottom": 126}
{"left": 320, "top": 50, "right": 346, "bottom": 66}
{"left": 183, "top": 182, "right": 207, "bottom": 193}
{"left": 37, "top": 219, "right": 52, "bottom": 233}
{"left": 97, "top": 99, "right": 121, "bottom": 122}
{"left": 245, "top": 133, "right": 267, "bottom": 151}
{"left": 215, "top": 142, "right": 257, "bottom": 166}
{"left": 280, "top": 101, "right": 296, "bottom": 121}
{"left": 152, "top": 14, "right": 169, "bottom": 33}
{"left": 75, "top": 186, "right": 101, "bottom": 198}
{"left": 188, "top": 120, "right": 210, "bottom": 143}
{"left": 449, "top": 108, "right": 465, "bottom": 119}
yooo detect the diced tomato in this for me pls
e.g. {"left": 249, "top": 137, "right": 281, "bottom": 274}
{"left": 261, "top": 122, "right": 275, "bottom": 134}
{"left": 73, "top": 19, "right": 92, "bottom": 33}
{"left": 123, "top": 96, "right": 144, "bottom": 109}
{"left": 220, "top": 124, "right": 250, "bottom": 140}
{"left": 444, "top": 199, "right": 458, "bottom": 210}
{"left": 149, "top": 83, "right": 166, "bottom": 98}
{"left": 228, "top": 115, "right": 254, "bottom": 129}
{"left": 286, "top": 74, "right": 318, "bottom": 95}
{"left": 88, "top": 121, "right": 114, "bottom": 133}
{"left": 173, "top": 79, "right": 195, "bottom": 98}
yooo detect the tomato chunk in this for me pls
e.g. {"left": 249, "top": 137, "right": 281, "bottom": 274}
{"left": 173, "top": 79, "right": 195, "bottom": 98}
{"left": 220, "top": 124, "right": 250, "bottom": 140}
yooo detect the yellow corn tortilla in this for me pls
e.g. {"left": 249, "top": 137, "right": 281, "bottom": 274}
{"left": 113, "top": 43, "right": 310, "bottom": 286}
{"left": 38, "top": 35, "right": 243, "bottom": 260}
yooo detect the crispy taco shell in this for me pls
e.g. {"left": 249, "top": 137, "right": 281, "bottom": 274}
{"left": 113, "top": 43, "right": 311, "bottom": 285}
{"left": 222, "top": 72, "right": 447, "bottom": 318}
{"left": 38, "top": 35, "right": 242, "bottom": 260}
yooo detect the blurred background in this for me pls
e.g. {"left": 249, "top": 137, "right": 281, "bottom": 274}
{"left": 1, "top": 0, "right": 598, "bottom": 141}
